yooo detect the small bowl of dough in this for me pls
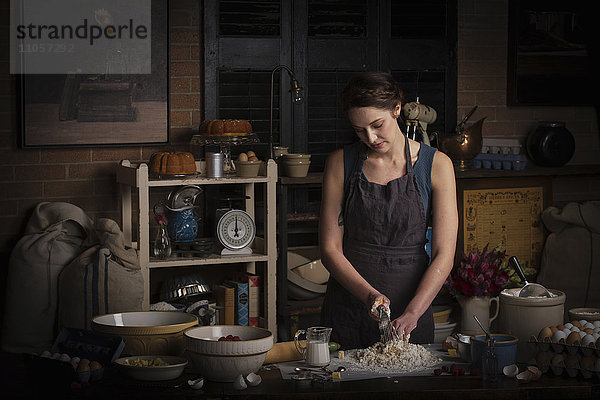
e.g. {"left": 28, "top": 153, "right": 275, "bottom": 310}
{"left": 114, "top": 355, "right": 188, "bottom": 381}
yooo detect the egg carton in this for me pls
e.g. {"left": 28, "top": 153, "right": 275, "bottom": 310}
{"left": 530, "top": 349, "right": 599, "bottom": 380}
{"left": 472, "top": 153, "right": 528, "bottom": 170}
{"left": 528, "top": 336, "right": 600, "bottom": 358}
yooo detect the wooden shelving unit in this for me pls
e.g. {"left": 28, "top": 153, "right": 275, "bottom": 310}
{"left": 116, "top": 159, "right": 278, "bottom": 339}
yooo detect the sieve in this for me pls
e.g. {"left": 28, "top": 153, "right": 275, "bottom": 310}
{"left": 508, "top": 256, "right": 551, "bottom": 298}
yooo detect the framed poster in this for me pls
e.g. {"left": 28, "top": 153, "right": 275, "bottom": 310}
{"left": 17, "top": 0, "right": 169, "bottom": 147}
{"left": 456, "top": 176, "right": 552, "bottom": 275}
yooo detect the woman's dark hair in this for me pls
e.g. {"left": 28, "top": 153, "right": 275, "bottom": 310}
{"left": 341, "top": 71, "right": 404, "bottom": 113}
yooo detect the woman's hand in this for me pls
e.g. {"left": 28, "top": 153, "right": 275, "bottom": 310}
{"left": 367, "top": 292, "right": 390, "bottom": 321}
{"left": 391, "top": 311, "right": 420, "bottom": 341}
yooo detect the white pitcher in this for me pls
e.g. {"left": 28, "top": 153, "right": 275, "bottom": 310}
{"left": 457, "top": 295, "right": 499, "bottom": 335}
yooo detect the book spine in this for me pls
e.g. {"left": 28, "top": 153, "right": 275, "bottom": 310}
{"left": 248, "top": 275, "right": 260, "bottom": 327}
{"left": 226, "top": 280, "right": 248, "bottom": 326}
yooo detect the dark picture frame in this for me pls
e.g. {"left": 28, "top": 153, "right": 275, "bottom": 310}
{"left": 507, "top": 1, "right": 594, "bottom": 106}
{"left": 18, "top": 0, "right": 169, "bottom": 147}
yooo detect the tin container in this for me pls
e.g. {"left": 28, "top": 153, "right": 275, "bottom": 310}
{"left": 206, "top": 152, "right": 223, "bottom": 178}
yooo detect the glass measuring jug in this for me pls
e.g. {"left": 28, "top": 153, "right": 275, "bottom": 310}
{"left": 294, "top": 326, "right": 332, "bottom": 366}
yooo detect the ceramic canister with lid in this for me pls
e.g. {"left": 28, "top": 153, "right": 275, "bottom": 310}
{"left": 497, "top": 288, "right": 565, "bottom": 362}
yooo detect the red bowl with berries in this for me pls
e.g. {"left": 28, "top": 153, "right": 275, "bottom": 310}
{"left": 184, "top": 325, "right": 273, "bottom": 382}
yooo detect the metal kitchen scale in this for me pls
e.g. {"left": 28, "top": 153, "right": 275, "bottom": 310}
{"left": 215, "top": 196, "right": 255, "bottom": 256}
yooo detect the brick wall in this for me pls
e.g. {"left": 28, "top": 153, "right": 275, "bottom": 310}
{"left": 0, "top": 0, "right": 202, "bottom": 252}
{"left": 0, "top": 0, "right": 598, "bottom": 253}
{"left": 457, "top": 0, "right": 600, "bottom": 203}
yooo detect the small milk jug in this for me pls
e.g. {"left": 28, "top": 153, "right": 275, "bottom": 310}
{"left": 294, "top": 326, "right": 332, "bottom": 367}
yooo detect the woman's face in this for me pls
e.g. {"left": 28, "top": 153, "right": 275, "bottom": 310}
{"left": 348, "top": 104, "right": 401, "bottom": 153}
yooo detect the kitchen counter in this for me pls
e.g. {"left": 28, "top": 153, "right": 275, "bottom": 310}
{"left": 2, "top": 351, "right": 598, "bottom": 400}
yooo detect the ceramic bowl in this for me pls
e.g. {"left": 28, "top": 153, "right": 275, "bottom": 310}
{"left": 234, "top": 160, "right": 262, "bottom": 177}
{"left": 184, "top": 325, "right": 273, "bottom": 382}
{"left": 568, "top": 307, "right": 600, "bottom": 322}
{"left": 433, "top": 321, "right": 457, "bottom": 344}
{"left": 114, "top": 355, "right": 188, "bottom": 381}
{"left": 91, "top": 311, "right": 198, "bottom": 356}
{"left": 433, "top": 305, "right": 452, "bottom": 324}
{"left": 470, "top": 334, "right": 519, "bottom": 373}
{"left": 283, "top": 159, "right": 311, "bottom": 177}
{"left": 290, "top": 259, "right": 329, "bottom": 285}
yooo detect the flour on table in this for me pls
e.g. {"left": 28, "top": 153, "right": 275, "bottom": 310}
{"left": 346, "top": 339, "right": 441, "bottom": 373}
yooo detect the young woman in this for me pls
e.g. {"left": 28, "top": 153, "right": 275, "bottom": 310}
{"left": 319, "top": 72, "right": 458, "bottom": 349}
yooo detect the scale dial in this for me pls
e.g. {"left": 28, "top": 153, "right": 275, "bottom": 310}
{"left": 216, "top": 209, "right": 256, "bottom": 250}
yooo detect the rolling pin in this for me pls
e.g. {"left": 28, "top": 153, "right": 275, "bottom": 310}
{"left": 264, "top": 341, "right": 340, "bottom": 364}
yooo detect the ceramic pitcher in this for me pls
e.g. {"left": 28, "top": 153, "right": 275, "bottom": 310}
{"left": 457, "top": 295, "right": 499, "bottom": 335}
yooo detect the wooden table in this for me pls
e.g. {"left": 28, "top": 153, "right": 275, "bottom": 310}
{"left": 2, "top": 351, "right": 597, "bottom": 400}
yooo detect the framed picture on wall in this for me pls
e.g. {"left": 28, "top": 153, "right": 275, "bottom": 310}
{"left": 507, "top": 1, "right": 595, "bottom": 106}
{"left": 17, "top": 0, "right": 169, "bottom": 147}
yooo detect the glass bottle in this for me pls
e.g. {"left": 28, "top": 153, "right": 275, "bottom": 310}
{"left": 482, "top": 338, "right": 498, "bottom": 383}
{"left": 153, "top": 221, "right": 171, "bottom": 259}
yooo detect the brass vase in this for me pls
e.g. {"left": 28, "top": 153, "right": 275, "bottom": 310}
{"left": 439, "top": 117, "right": 486, "bottom": 170}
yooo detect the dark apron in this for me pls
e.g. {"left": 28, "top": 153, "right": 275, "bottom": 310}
{"left": 321, "top": 135, "right": 433, "bottom": 349}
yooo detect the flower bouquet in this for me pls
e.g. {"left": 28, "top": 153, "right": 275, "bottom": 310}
{"left": 444, "top": 243, "right": 509, "bottom": 297}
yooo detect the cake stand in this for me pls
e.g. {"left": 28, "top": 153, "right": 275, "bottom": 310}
{"left": 190, "top": 134, "right": 260, "bottom": 175}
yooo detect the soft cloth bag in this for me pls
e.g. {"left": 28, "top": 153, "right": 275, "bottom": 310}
{"left": 2, "top": 202, "right": 94, "bottom": 353}
{"left": 58, "top": 218, "right": 143, "bottom": 331}
{"left": 537, "top": 201, "right": 600, "bottom": 318}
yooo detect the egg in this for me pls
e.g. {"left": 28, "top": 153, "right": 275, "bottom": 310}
{"left": 248, "top": 155, "right": 259, "bottom": 161}
{"left": 579, "top": 319, "right": 588, "bottom": 326}
{"left": 51, "top": 352, "right": 61, "bottom": 360}
{"left": 232, "top": 374, "right": 247, "bottom": 390}
{"left": 246, "top": 151, "right": 256, "bottom": 157}
{"left": 527, "top": 365, "right": 542, "bottom": 381}
{"left": 580, "top": 356, "right": 594, "bottom": 371}
{"left": 564, "top": 354, "right": 579, "bottom": 369}
{"left": 592, "top": 333, "right": 600, "bottom": 341}
{"left": 537, "top": 326, "right": 553, "bottom": 341}
{"left": 549, "top": 326, "right": 559, "bottom": 334}
{"left": 40, "top": 350, "right": 51, "bottom": 358}
{"left": 596, "top": 336, "right": 600, "bottom": 348}
{"left": 551, "top": 353, "right": 565, "bottom": 367}
{"left": 581, "top": 334, "right": 596, "bottom": 347}
{"left": 59, "top": 353, "right": 71, "bottom": 363}
{"left": 583, "top": 327, "right": 595, "bottom": 334}
{"left": 237, "top": 152, "right": 248, "bottom": 162}
{"left": 556, "top": 324, "right": 566, "bottom": 331}
{"left": 570, "top": 326, "right": 580, "bottom": 332}
{"left": 593, "top": 320, "right": 600, "bottom": 328}
{"left": 77, "top": 361, "right": 90, "bottom": 373}
{"left": 571, "top": 320, "right": 583, "bottom": 329}
{"left": 246, "top": 372, "right": 262, "bottom": 386}
{"left": 566, "top": 331, "right": 582, "bottom": 345}
{"left": 552, "top": 330, "right": 567, "bottom": 343}
{"left": 564, "top": 322, "right": 573, "bottom": 329}
{"left": 516, "top": 370, "right": 533, "bottom": 383}
{"left": 503, "top": 364, "right": 519, "bottom": 378}
{"left": 582, "top": 322, "right": 594, "bottom": 329}
{"left": 561, "top": 328, "right": 571, "bottom": 336}
{"left": 71, "top": 356, "right": 80, "bottom": 364}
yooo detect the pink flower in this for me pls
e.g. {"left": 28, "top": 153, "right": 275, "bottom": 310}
{"left": 443, "top": 243, "right": 508, "bottom": 297}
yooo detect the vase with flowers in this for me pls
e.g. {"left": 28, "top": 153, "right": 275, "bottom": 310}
{"left": 444, "top": 243, "right": 509, "bottom": 335}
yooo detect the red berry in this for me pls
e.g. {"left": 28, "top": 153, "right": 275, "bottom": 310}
{"left": 470, "top": 368, "right": 480, "bottom": 376}
{"left": 441, "top": 365, "right": 449, "bottom": 372}
{"left": 233, "top": 336, "right": 241, "bottom": 341}
{"left": 452, "top": 369, "right": 459, "bottom": 376}
{"left": 226, "top": 334, "right": 234, "bottom": 340}
{"left": 434, "top": 368, "right": 442, "bottom": 376}
{"left": 218, "top": 336, "right": 226, "bottom": 341}
{"left": 450, "top": 363, "right": 458, "bottom": 371}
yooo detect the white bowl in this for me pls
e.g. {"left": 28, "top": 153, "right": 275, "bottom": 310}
{"left": 288, "top": 251, "right": 311, "bottom": 269}
{"left": 291, "top": 259, "right": 329, "bottom": 285}
{"left": 184, "top": 325, "right": 273, "bottom": 382}
{"left": 114, "top": 355, "right": 188, "bottom": 381}
{"left": 287, "top": 268, "right": 327, "bottom": 300}
{"left": 434, "top": 321, "right": 457, "bottom": 344}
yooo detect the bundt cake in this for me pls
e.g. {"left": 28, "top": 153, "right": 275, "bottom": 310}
{"left": 149, "top": 152, "right": 197, "bottom": 175}
{"left": 199, "top": 119, "right": 252, "bottom": 136}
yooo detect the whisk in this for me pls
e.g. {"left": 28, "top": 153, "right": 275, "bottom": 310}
{"left": 378, "top": 305, "right": 394, "bottom": 343}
